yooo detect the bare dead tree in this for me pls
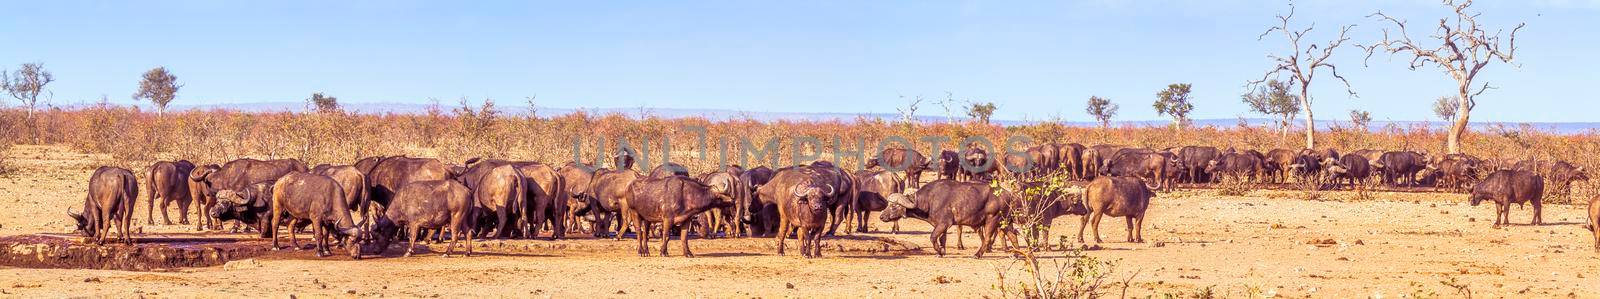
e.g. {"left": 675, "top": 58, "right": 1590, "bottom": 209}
{"left": 895, "top": 94, "right": 925, "bottom": 125}
{"left": 1250, "top": 1, "right": 1359, "bottom": 150}
{"left": 1361, "top": 0, "right": 1524, "bottom": 154}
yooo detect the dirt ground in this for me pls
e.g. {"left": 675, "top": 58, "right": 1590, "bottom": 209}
{"left": 1, "top": 144, "right": 1597, "bottom": 298}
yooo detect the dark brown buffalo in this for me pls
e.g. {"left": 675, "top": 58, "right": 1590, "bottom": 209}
{"left": 625, "top": 176, "right": 736, "bottom": 257}
{"left": 557, "top": 162, "right": 596, "bottom": 234}
{"left": 1376, "top": 151, "right": 1427, "bottom": 186}
{"left": 456, "top": 162, "right": 524, "bottom": 239}
{"left": 649, "top": 162, "right": 691, "bottom": 178}
{"left": 267, "top": 172, "right": 359, "bottom": 258}
{"left": 145, "top": 160, "right": 196, "bottom": 226}
{"left": 866, "top": 148, "right": 929, "bottom": 192}
{"left": 1078, "top": 176, "right": 1153, "bottom": 245}
{"left": 960, "top": 145, "right": 992, "bottom": 181}
{"left": 578, "top": 168, "right": 641, "bottom": 238}
{"left": 1263, "top": 149, "right": 1297, "bottom": 183}
{"left": 1177, "top": 146, "right": 1220, "bottom": 184}
{"left": 1322, "top": 154, "right": 1371, "bottom": 190}
{"left": 1105, "top": 152, "right": 1177, "bottom": 191}
{"left": 1102, "top": 148, "right": 1154, "bottom": 173}
{"left": 880, "top": 179, "right": 1010, "bottom": 257}
{"left": 1004, "top": 180, "right": 1089, "bottom": 250}
{"left": 209, "top": 182, "right": 275, "bottom": 236}
{"left": 374, "top": 180, "right": 477, "bottom": 257}
{"left": 1082, "top": 145, "right": 1121, "bottom": 178}
{"left": 191, "top": 158, "right": 301, "bottom": 204}
{"left": 694, "top": 171, "right": 744, "bottom": 237}
{"left": 1419, "top": 158, "right": 1477, "bottom": 192}
{"left": 513, "top": 162, "right": 568, "bottom": 239}
{"left": 1206, "top": 151, "right": 1262, "bottom": 183}
{"left": 69, "top": 167, "right": 138, "bottom": 245}
{"left": 853, "top": 170, "right": 903, "bottom": 233}
{"left": 312, "top": 165, "right": 370, "bottom": 227}
{"left": 937, "top": 150, "right": 960, "bottom": 181}
{"left": 809, "top": 161, "right": 858, "bottom": 236}
{"left": 1470, "top": 170, "right": 1545, "bottom": 228}
{"left": 356, "top": 156, "right": 452, "bottom": 210}
{"left": 1056, "top": 143, "right": 1087, "bottom": 180}
{"left": 759, "top": 166, "right": 835, "bottom": 257}
{"left": 739, "top": 166, "right": 778, "bottom": 237}
{"left": 189, "top": 164, "right": 220, "bottom": 230}
{"left": 1513, "top": 160, "right": 1589, "bottom": 200}
{"left": 1027, "top": 144, "right": 1060, "bottom": 176}
{"left": 614, "top": 147, "right": 637, "bottom": 171}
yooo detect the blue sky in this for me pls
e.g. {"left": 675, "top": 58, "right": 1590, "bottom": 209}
{"left": 2, "top": 0, "right": 1596, "bottom": 122}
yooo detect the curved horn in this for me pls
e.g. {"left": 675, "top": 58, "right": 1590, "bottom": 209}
{"left": 791, "top": 185, "right": 807, "bottom": 199}
{"left": 887, "top": 193, "right": 914, "bottom": 209}
{"left": 822, "top": 184, "right": 835, "bottom": 196}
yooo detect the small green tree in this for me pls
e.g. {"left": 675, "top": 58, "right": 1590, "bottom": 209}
{"left": 1153, "top": 83, "right": 1195, "bottom": 127}
{"left": 1085, "top": 96, "right": 1117, "bottom": 128}
{"left": 1242, "top": 79, "right": 1301, "bottom": 137}
{"left": 308, "top": 92, "right": 340, "bottom": 114}
{"left": 133, "top": 67, "right": 181, "bottom": 116}
{"left": 966, "top": 101, "right": 997, "bottom": 124}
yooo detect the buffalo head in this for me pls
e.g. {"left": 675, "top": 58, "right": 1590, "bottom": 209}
{"left": 67, "top": 208, "right": 92, "bottom": 236}
{"left": 792, "top": 184, "right": 833, "bottom": 211}
{"left": 879, "top": 193, "right": 914, "bottom": 222}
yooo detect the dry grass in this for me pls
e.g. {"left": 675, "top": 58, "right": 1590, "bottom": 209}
{"left": 4, "top": 104, "right": 1597, "bottom": 202}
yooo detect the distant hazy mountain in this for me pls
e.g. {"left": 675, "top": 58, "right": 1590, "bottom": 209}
{"left": 129, "top": 101, "right": 1600, "bottom": 134}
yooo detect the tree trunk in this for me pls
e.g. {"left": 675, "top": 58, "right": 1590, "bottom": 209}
{"left": 1300, "top": 89, "right": 1315, "bottom": 150}
{"left": 1447, "top": 89, "right": 1473, "bottom": 154}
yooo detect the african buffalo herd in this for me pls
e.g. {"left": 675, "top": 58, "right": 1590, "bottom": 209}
{"left": 66, "top": 143, "right": 1600, "bottom": 258}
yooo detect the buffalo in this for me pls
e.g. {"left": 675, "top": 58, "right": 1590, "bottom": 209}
{"left": 209, "top": 182, "right": 275, "bottom": 236}
{"left": 191, "top": 158, "right": 302, "bottom": 221}
{"left": 649, "top": 162, "right": 690, "bottom": 178}
{"left": 189, "top": 164, "right": 221, "bottom": 230}
{"left": 1263, "top": 149, "right": 1297, "bottom": 183}
{"left": 579, "top": 168, "right": 641, "bottom": 238}
{"left": 625, "top": 176, "right": 736, "bottom": 257}
{"left": 513, "top": 162, "right": 569, "bottom": 239}
{"left": 1375, "top": 151, "right": 1427, "bottom": 187}
{"left": 1077, "top": 176, "right": 1153, "bottom": 245}
{"left": 312, "top": 165, "right": 370, "bottom": 228}
{"left": 145, "top": 160, "right": 196, "bottom": 226}
{"left": 1104, "top": 152, "right": 1177, "bottom": 191}
{"left": 937, "top": 150, "right": 960, "bottom": 181}
{"left": 356, "top": 156, "right": 452, "bottom": 212}
{"left": 739, "top": 166, "right": 778, "bottom": 237}
{"left": 456, "top": 161, "right": 525, "bottom": 238}
{"left": 759, "top": 166, "right": 835, "bottom": 257}
{"left": 1322, "top": 154, "right": 1371, "bottom": 190}
{"left": 1177, "top": 146, "right": 1220, "bottom": 184}
{"left": 69, "top": 167, "right": 138, "bottom": 245}
{"left": 1057, "top": 143, "right": 1087, "bottom": 180}
{"left": 880, "top": 179, "right": 1010, "bottom": 257}
{"left": 267, "top": 172, "right": 360, "bottom": 258}
{"left": 1513, "top": 160, "right": 1589, "bottom": 200}
{"left": 1470, "top": 170, "right": 1545, "bottom": 228}
{"left": 960, "top": 145, "right": 992, "bottom": 181}
{"left": 808, "top": 161, "right": 859, "bottom": 236}
{"left": 374, "top": 180, "right": 477, "bottom": 257}
{"left": 866, "top": 148, "right": 929, "bottom": 192}
{"left": 853, "top": 170, "right": 903, "bottom": 233}
{"left": 1207, "top": 151, "right": 1261, "bottom": 183}
{"left": 557, "top": 162, "right": 596, "bottom": 234}
{"left": 1589, "top": 195, "right": 1599, "bottom": 252}
{"left": 695, "top": 170, "right": 745, "bottom": 238}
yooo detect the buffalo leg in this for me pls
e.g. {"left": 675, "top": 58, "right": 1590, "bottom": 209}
{"left": 775, "top": 217, "right": 790, "bottom": 256}
{"left": 636, "top": 218, "right": 650, "bottom": 256}
{"left": 1134, "top": 214, "right": 1146, "bottom": 243}
{"left": 978, "top": 222, "right": 998, "bottom": 258}
{"left": 313, "top": 222, "right": 329, "bottom": 257}
{"left": 1077, "top": 214, "right": 1089, "bottom": 243}
{"left": 955, "top": 226, "right": 965, "bottom": 250}
{"left": 1124, "top": 217, "right": 1135, "bottom": 242}
{"left": 1532, "top": 199, "right": 1544, "bottom": 225}
{"left": 680, "top": 220, "right": 695, "bottom": 258}
{"left": 403, "top": 225, "right": 419, "bottom": 257}
{"left": 1090, "top": 211, "right": 1105, "bottom": 244}
{"left": 160, "top": 198, "right": 174, "bottom": 225}
{"left": 931, "top": 224, "right": 948, "bottom": 257}
{"left": 660, "top": 221, "right": 673, "bottom": 257}
{"left": 146, "top": 193, "right": 157, "bottom": 225}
